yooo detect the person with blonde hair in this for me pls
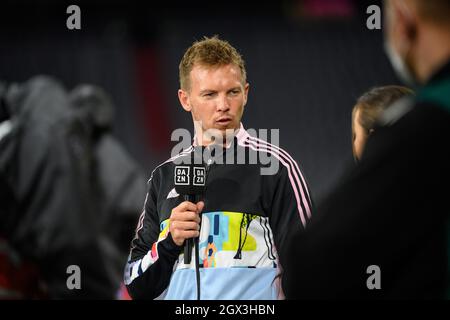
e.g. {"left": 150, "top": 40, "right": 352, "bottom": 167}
{"left": 125, "top": 36, "right": 312, "bottom": 300}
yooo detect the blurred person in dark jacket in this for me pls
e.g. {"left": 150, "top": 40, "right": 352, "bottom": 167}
{"left": 0, "top": 76, "right": 146, "bottom": 298}
{"left": 281, "top": 0, "right": 450, "bottom": 299}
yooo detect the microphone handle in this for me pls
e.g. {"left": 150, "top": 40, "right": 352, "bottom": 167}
{"left": 183, "top": 194, "right": 195, "bottom": 264}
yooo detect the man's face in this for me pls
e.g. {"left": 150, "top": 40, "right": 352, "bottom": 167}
{"left": 178, "top": 63, "right": 249, "bottom": 144}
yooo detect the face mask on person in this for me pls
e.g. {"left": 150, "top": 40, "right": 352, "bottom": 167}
{"left": 383, "top": 0, "right": 419, "bottom": 87}
{"left": 384, "top": 40, "right": 417, "bottom": 87}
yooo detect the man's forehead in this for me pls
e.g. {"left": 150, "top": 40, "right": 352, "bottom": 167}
{"left": 191, "top": 63, "right": 240, "bottom": 76}
{"left": 189, "top": 63, "right": 243, "bottom": 88}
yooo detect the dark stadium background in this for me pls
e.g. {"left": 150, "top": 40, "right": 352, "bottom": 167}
{"left": 0, "top": 0, "right": 397, "bottom": 202}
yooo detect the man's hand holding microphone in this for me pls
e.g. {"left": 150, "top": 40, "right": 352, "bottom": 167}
{"left": 169, "top": 200, "right": 204, "bottom": 247}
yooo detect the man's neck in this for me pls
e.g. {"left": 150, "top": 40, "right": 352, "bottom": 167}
{"left": 194, "top": 127, "right": 239, "bottom": 147}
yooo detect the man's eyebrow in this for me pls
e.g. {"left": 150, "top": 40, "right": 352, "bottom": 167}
{"left": 227, "top": 87, "right": 242, "bottom": 92}
{"left": 199, "top": 89, "right": 216, "bottom": 95}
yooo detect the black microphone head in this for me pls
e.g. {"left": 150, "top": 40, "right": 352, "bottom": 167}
{"left": 174, "top": 163, "right": 206, "bottom": 196}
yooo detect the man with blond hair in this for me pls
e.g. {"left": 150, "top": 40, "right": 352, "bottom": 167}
{"left": 124, "top": 36, "right": 313, "bottom": 300}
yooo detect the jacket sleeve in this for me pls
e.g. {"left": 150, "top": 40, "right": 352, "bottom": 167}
{"left": 124, "top": 169, "right": 182, "bottom": 300}
{"left": 268, "top": 160, "right": 313, "bottom": 259}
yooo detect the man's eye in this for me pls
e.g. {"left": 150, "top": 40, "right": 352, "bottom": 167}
{"left": 229, "top": 90, "right": 240, "bottom": 95}
{"left": 203, "top": 93, "right": 214, "bottom": 97}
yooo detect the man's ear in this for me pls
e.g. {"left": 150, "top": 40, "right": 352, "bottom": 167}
{"left": 242, "top": 83, "right": 250, "bottom": 107}
{"left": 394, "top": 0, "right": 418, "bottom": 46}
{"left": 178, "top": 89, "right": 191, "bottom": 112}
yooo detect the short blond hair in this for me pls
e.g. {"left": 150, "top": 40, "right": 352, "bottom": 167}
{"left": 179, "top": 36, "right": 247, "bottom": 91}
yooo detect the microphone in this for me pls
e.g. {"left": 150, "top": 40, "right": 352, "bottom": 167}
{"left": 174, "top": 162, "right": 206, "bottom": 264}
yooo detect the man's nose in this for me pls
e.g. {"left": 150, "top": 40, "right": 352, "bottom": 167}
{"left": 216, "top": 95, "right": 230, "bottom": 112}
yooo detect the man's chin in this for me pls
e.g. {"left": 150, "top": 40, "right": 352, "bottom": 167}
{"left": 204, "top": 125, "right": 238, "bottom": 143}
{"left": 216, "top": 126, "right": 238, "bottom": 136}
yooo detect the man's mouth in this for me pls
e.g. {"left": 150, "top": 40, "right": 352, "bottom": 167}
{"left": 215, "top": 117, "right": 232, "bottom": 125}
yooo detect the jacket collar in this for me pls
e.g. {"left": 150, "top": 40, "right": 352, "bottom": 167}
{"left": 192, "top": 122, "right": 249, "bottom": 148}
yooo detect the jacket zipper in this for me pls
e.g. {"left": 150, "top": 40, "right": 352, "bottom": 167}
{"left": 195, "top": 157, "right": 213, "bottom": 300}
